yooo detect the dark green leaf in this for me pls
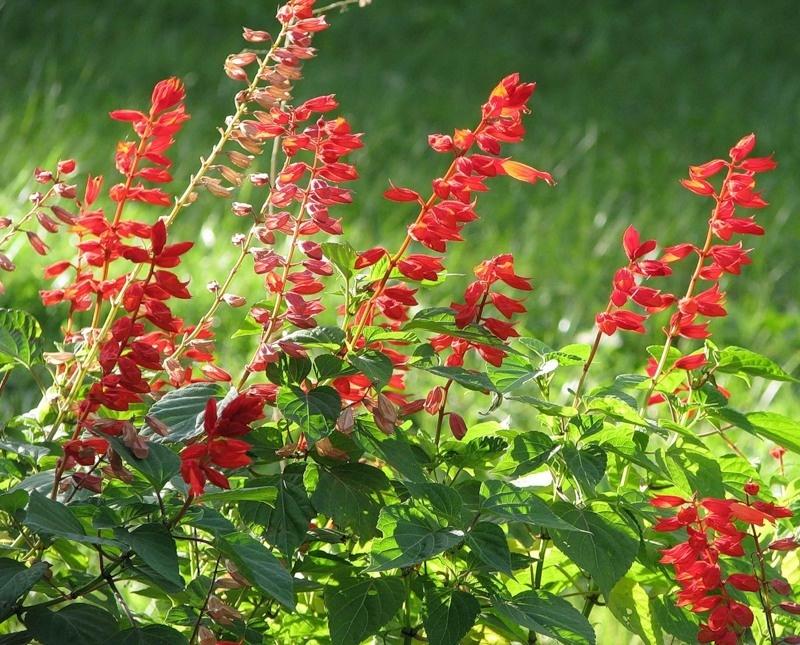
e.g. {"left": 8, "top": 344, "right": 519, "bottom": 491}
{"left": 282, "top": 326, "right": 346, "bottom": 349}
{"left": 716, "top": 346, "right": 797, "bottom": 382}
{"left": 422, "top": 365, "right": 496, "bottom": 393}
{"left": 405, "top": 308, "right": 510, "bottom": 348}
{"left": 493, "top": 590, "right": 595, "bottom": 645}
{"left": 311, "top": 463, "right": 390, "bottom": 539}
{"left": 481, "top": 483, "right": 581, "bottom": 532}
{"left": 466, "top": 522, "right": 511, "bottom": 573}
{"left": 494, "top": 432, "right": 557, "bottom": 478}
{"left": 0, "top": 308, "right": 42, "bottom": 372}
{"left": 370, "top": 438, "right": 427, "bottom": 482}
{"left": 0, "top": 632, "right": 32, "bottom": 645}
{"left": 264, "top": 464, "right": 314, "bottom": 557}
{"left": 115, "top": 625, "right": 188, "bottom": 645}
{"left": 277, "top": 385, "right": 341, "bottom": 442}
{"left": 404, "top": 483, "right": 463, "bottom": 526}
{"left": 424, "top": 588, "right": 480, "bottom": 645}
{"left": 0, "top": 560, "right": 48, "bottom": 621}
{"left": 217, "top": 532, "right": 295, "bottom": 610}
{"left": 348, "top": 350, "right": 394, "bottom": 391}
{"left": 113, "top": 523, "right": 183, "bottom": 592}
{"left": 25, "top": 603, "right": 118, "bottom": 645}
{"left": 147, "top": 383, "right": 221, "bottom": 444}
{"left": 24, "top": 491, "right": 117, "bottom": 546}
{"left": 368, "top": 505, "right": 462, "bottom": 571}
{"left": 325, "top": 576, "right": 404, "bottom": 645}
{"left": 105, "top": 436, "right": 180, "bottom": 492}
{"left": 550, "top": 502, "right": 638, "bottom": 596}
{"left": 561, "top": 443, "right": 607, "bottom": 491}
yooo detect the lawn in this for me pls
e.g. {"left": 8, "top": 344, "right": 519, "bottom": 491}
{"left": 0, "top": 1, "right": 799, "bottom": 642}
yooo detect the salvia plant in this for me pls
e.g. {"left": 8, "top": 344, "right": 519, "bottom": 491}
{"left": 0, "top": 1, "right": 797, "bottom": 644}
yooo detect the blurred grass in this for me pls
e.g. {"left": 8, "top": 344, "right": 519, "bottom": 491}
{"left": 0, "top": 1, "right": 798, "bottom": 641}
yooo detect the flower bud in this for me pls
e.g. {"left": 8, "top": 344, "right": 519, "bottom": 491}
{"left": 57, "top": 159, "right": 76, "bottom": 175}
{"left": 222, "top": 293, "right": 246, "bottom": 307}
{"left": 34, "top": 167, "right": 54, "bottom": 183}
{"left": 231, "top": 201, "right": 253, "bottom": 217}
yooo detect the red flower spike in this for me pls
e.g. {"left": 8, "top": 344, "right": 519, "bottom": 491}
{"left": 729, "top": 133, "right": 756, "bottom": 162}
{"left": 383, "top": 184, "right": 421, "bottom": 203}
{"left": 651, "top": 495, "right": 689, "bottom": 508}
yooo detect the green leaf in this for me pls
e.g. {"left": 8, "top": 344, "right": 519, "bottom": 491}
{"left": 217, "top": 532, "right": 295, "bottom": 610}
{"left": 715, "top": 346, "right": 797, "bottom": 382}
{"left": 0, "top": 560, "right": 49, "bottom": 622}
{"left": 405, "top": 308, "right": 509, "bottom": 348}
{"left": 607, "top": 578, "right": 661, "bottom": 645}
{"left": 744, "top": 412, "right": 800, "bottom": 455}
{"left": 277, "top": 385, "right": 341, "bottom": 442}
{"left": 650, "top": 596, "right": 699, "bottom": 643}
{"left": 368, "top": 505, "right": 463, "bottom": 572}
{"left": 424, "top": 588, "right": 480, "bottom": 645}
{"left": 200, "top": 486, "right": 277, "bottom": 504}
{"left": 404, "top": 483, "right": 463, "bottom": 526}
{"left": 561, "top": 443, "right": 607, "bottom": 491}
{"left": 115, "top": 625, "right": 188, "bottom": 645}
{"left": 105, "top": 436, "right": 180, "bottom": 492}
{"left": 481, "top": 483, "right": 581, "bottom": 532}
{"left": 466, "top": 522, "right": 511, "bottom": 574}
{"left": 24, "top": 491, "right": 117, "bottom": 546}
{"left": 0, "top": 489, "right": 28, "bottom": 514}
{"left": 370, "top": 437, "right": 427, "bottom": 482}
{"left": 321, "top": 241, "right": 357, "bottom": 280}
{"left": 550, "top": 502, "right": 639, "bottom": 597}
{"left": 0, "top": 308, "right": 42, "bottom": 372}
{"left": 546, "top": 343, "right": 591, "bottom": 367}
{"left": 25, "top": 603, "right": 118, "bottom": 645}
{"left": 282, "top": 326, "right": 346, "bottom": 350}
{"left": 585, "top": 396, "right": 649, "bottom": 427}
{"left": 494, "top": 432, "right": 557, "bottom": 478}
{"left": 147, "top": 383, "right": 222, "bottom": 444}
{"left": 311, "top": 463, "right": 390, "bottom": 539}
{"left": 506, "top": 395, "right": 578, "bottom": 418}
{"left": 422, "top": 365, "right": 497, "bottom": 393}
{"left": 325, "top": 576, "right": 404, "bottom": 645}
{"left": 113, "top": 523, "right": 183, "bottom": 592}
{"left": 0, "top": 632, "right": 32, "bottom": 645}
{"left": 348, "top": 350, "right": 394, "bottom": 391}
{"left": 264, "top": 464, "right": 314, "bottom": 557}
{"left": 493, "top": 590, "right": 595, "bottom": 645}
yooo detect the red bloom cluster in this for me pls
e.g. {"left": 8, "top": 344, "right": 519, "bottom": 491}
{"left": 243, "top": 107, "right": 363, "bottom": 372}
{"left": 0, "top": 159, "right": 80, "bottom": 295}
{"left": 595, "top": 225, "right": 675, "bottom": 336}
{"left": 180, "top": 394, "right": 265, "bottom": 496}
{"left": 651, "top": 487, "right": 797, "bottom": 644}
{"left": 351, "top": 73, "right": 553, "bottom": 331}
{"left": 430, "top": 254, "right": 531, "bottom": 368}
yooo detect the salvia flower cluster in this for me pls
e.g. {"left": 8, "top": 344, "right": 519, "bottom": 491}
{"left": 652, "top": 488, "right": 799, "bottom": 644}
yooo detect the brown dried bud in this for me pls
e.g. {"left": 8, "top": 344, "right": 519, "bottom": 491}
{"left": 163, "top": 356, "right": 184, "bottom": 382}
{"left": 43, "top": 351, "right": 74, "bottom": 365}
{"left": 228, "top": 51, "right": 258, "bottom": 67}
{"left": 197, "top": 626, "right": 216, "bottom": 645}
{"left": 227, "top": 150, "right": 254, "bottom": 169}
{"left": 373, "top": 394, "right": 398, "bottom": 436}
{"left": 29, "top": 191, "right": 44, "bottom": 204}
{"left": 218, "top": 165, "right": 243, "bottom": 186}
{"left": 243, "top": 27, "right": 271, "bottom": 43}
{"left": 222, "top": 293, "right": 247, "bottom": 307}
{"left": 224, "top": 63, "right": 249, "bottom": 83}
{"left": 26, "top": 231, "right": 50, "bottom": 256}
{"left": 206, "top": 280, "right": 221, "bottom": 293}
{"left": 53, "top": 182, "right": 76, "bottom": 198}
{"left": 121, "top": 422, "right": 149, "bottom": 459}
{"left": 145, "top": 414, "right": 170, "bottom": 437}
{"left": 249, "top": 172, "right": 270, "bottom": 187}
{"left": 231, "top": 233, "right": 246, "bottom": 246}
{"left": 336, "top": 407, "right": 354, "bottom": 435}
{"left": 254, "top": 226, "right": 275, "bottom": 245}
{"left": 36, "top": 211, "right": 59, "bottom": 233}
{"left": 199, "top": 177, "right": 233, "bottom": 198}
{"left": 34, "top": 167, "right": 54, "bottom": 183}
{"left": 0, "top": 253, "right": 15, "bottom": 272}
{"left": 0, "top": 217, "right": 11, "bottom": 229}
{"left": 315, "top": 437, "right": 349, "bottom": 461}
{"left": 50, "top": 205, "right": 77, "bottom": 225}
{"left": 231, "top": 201, "right": 253, "bottom": 217}
{"left": 225, "top": 560, "right": 253, "bottom": 588}
{"left": 207, "top": 595, "right": 241, "bottom": 625}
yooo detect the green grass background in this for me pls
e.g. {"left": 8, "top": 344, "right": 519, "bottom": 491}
{"left": 0, "top": 1, "right": 798, "bottom": 639}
